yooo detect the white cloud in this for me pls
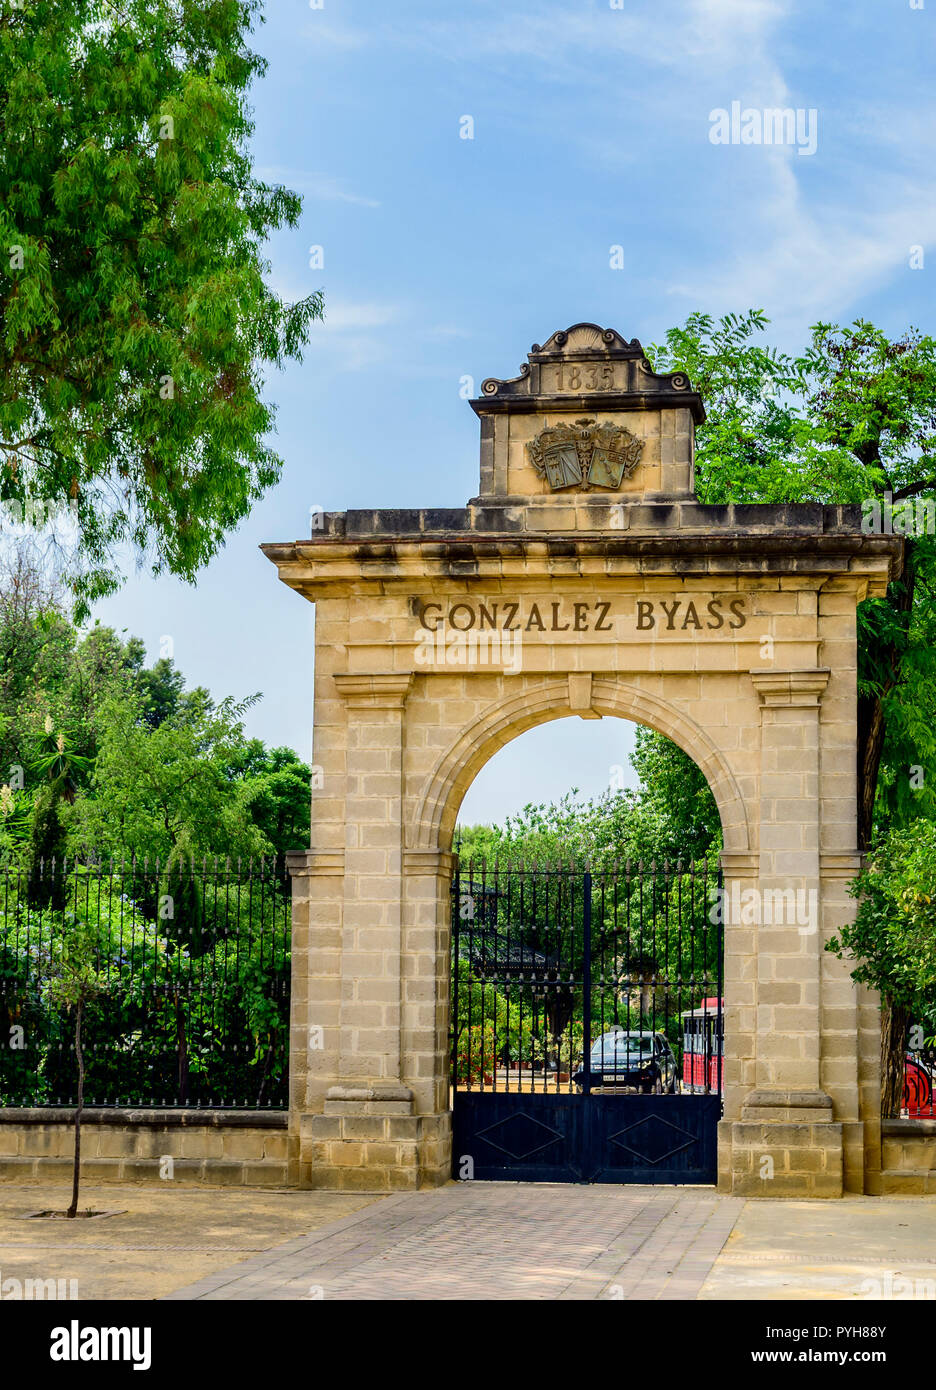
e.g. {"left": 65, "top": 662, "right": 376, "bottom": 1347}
{"left": 256, "top": 166, "right": 379, "bottom": 208}
{"left": 299, "top": 300, "right": 400, "bottom": 373}
{"left": 287, "top": 1, "right": 930, "bottom": 342}
{"left": 666, "top": 153, "right": 936, "bottom": 329}
{"left": 397, "top": 0, "right": 789, "bottom": 82}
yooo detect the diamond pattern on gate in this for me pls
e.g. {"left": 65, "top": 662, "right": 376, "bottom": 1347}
{"left": 475, "top": 1111, "right": 564, "bottom": 1160}
{"left": 608, "top": 1113, "right": 697, "bottom": 1166}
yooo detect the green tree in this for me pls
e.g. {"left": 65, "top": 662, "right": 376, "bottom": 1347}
{"left": 134, "top": 655, "right": 186, "bottom": 728}
{"left": 25, "top": 720, "right": 92, "bottom": 901}
{"left": 627, "top": 726, "right": 720, "bottom": 863}
{"left": 43, "top": 907, "right": 110, "bottom": 1217}
{"left": 228, "top": 741, "right": 313, "bottom": 857}
{"left": 0, "top": 0, "right": 323, "bottom": 617}
{"left": 829, "top": 822, "right": 936, "bottom": 1115}
{"left": 650, "top": 310, "right": 936, "bottom": 1109}
{"left": 66, "top": 685, "right": 272, "bottom": 865}
{"left": 649, "top": 311, "right": 936, "bottom": 845}
{"left": 0, "top": 549, "right": 312, "bottom": 868}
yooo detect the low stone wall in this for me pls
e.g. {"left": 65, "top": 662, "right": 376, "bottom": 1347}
{"left": 300, "top": 1087, "right": 451, "bottom": 1191}
{"left": 880, "top": 1118, "right": 936, "bottom": 1194}
{"left": 718, "top": 1093, "right": 845, "bottom": 1198}
{"left": 0, "top": 1108, "right": 291, "bottom": 1187}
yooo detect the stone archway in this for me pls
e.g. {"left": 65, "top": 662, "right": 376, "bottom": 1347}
{"left": 265, "top": 322, "right": 900, "bottom": 1197}
{"left": 411, "top": 675, "right": 751, "bottom": 857}
{"left": 419, "top": 685, "right": 738, "bottom": 1186}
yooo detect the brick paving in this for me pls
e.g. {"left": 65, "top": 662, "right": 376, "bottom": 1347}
{"left": 165, "top": 1184, "right": 743, "bottom": 1301}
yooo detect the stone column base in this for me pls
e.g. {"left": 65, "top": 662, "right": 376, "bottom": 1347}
{"left": 717, "top": 1090, "right": 844, "bottom": 1197}
{"left": 296, "top": 1086, "right": 451, "bottom": 1191}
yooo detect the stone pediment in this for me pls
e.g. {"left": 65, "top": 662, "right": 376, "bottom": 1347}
{"left": 472, "top": 322, "right": 705, "bottom": 421}
{"left": 469, "top": 323, "right": 704, "bottom": 504}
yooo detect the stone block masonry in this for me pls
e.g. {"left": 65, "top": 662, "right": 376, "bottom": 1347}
{"left": 0, "top": 1109, "right": 289, "bottom": 1187}
{"left": 264, "top": 323, "right": 903, "bottom": 1195}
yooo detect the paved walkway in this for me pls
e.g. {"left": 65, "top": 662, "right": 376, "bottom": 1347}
{"left": 164, "top": 1184, "right": 743, "bottom": 1301}
{"left": 8, "top": 1180, "right": 936, "bottom": 1301}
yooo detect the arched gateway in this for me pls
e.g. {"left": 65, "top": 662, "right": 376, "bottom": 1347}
{"left": 263, "top": 323, "right": 901, "bottom": 1197}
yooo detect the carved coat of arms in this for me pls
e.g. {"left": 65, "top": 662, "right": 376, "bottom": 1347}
{"left": 526, "top": 418, "right": 643, "bottom": 491}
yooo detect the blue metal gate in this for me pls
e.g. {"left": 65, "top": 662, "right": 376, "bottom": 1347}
{"left": 451, "top": 860, "right": 723, "bottom": 1184}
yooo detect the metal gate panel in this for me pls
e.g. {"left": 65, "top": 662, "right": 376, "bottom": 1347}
{"left": 451, "top": 860, "right": 723, "bottom": 1185}
{"left": 453, "top": 1092, "right": 587, "bottom": 1183}
{"left": 586, "top": 1093, "right": 721, "bottom": 1183}
{"left": 453, "top": 1092, "right": 720, "bottom": 1184}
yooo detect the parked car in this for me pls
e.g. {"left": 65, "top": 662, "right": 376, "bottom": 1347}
{"left": 573, "top": 1030, "right": 678, "bottom": 1094}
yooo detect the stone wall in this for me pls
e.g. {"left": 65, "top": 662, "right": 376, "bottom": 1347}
{"left": 880, "top": 1119, "right": 936, "bottom": 1194}
{"left": 0, "top": 1109, "right": 289, "bottom": 1187}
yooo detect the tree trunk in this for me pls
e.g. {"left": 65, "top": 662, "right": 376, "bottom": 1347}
{"left": 881, "top": 996, "right": 911, "bottom": 1119}
{"left": 255, "top": 1041, "right": 273, "bottom": 1107}
{"left": 854, "top": 545, "right": 916, "bottom": 1113}
{"left": 639, "top": 976, "right": 652, "bottom": 1020}
{"left": 66, "top": 999, "right": 84, "bottom": 1219}
{"left": 856, "top": 694, "right": 886, "bottom": 851}
{"left": 856, "top": 542, "right": 916, "bottom": 850}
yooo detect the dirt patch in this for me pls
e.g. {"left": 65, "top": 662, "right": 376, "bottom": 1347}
{"left": 0, "top": 1183, "right": 380, "bottom": 1299}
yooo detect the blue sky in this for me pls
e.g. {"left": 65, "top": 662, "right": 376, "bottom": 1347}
{"left": 93, "top": 0, "right": 934, "bottom": 824}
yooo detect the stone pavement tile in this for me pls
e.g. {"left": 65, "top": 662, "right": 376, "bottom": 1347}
{"left": 162, "top": 1193, "right": 408, "bottom": 1300}
{"left": 167, "top": 1182, "right": 745, "bottom": 1302}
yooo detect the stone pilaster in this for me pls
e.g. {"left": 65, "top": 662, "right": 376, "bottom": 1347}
{"left": 720, "top": 669, "right": 844, "bottom": 1196}
{"left": 332, "top": 672, "right": 412, "bottom": 1084}
{"left": 286, "top": 848, "right": 344, "bottom": 1187}
{"left": 301, "top": 673, "right": 434, "bottom": 1190}
{"left": 718, "top": 850, "right": 760, "bottom": 1126}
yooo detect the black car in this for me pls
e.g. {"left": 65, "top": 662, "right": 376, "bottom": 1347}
{"left": 573, "top": 1029, "right": 678, "bottom": 1094}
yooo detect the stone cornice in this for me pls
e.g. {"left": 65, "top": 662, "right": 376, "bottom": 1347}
{"left": 750, "top": 669, "right": 831, "bottom": 706}
{"left": 262, "top": 531, "right": 898, "bottom": 600}
{"left": 469, "top": 388, "right": 705, "bottom": 420}
{"left": 332, "top": 673, "right": 414, "bottom": 710}
{"left": 285, "top": 849, "right": 345, "bottom": 877}
{"left": 719, "top": 851, "right": 760, "bottom": 875}
{"left": 819, "top": 852, "right": 863, "bottom": 878}
{"left": 720, "top": 850, "right": 862, "bottom": 878}
{"left": 403, "top": 849, "right": 455, "bottom": 877}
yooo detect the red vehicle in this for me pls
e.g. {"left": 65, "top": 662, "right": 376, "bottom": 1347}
{"left": 903, "top": 1054, "right": 935, "bottom": 1117}
{"left": 680, "top": 997, "right": 723, "bottom": 1095}
{"left": 680, "top": 1007, "right": 932, "bottom": 1111}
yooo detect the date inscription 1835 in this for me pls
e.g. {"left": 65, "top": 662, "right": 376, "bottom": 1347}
{"left": 547, "top": 363, "right": 618, "bottom": 392}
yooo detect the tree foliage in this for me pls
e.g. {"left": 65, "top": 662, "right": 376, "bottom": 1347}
{"left": 649, "top": 311, "right": 936, "bottom": 847}
{"left": 0, "top": 0, "right": 322, "bottom": 616}
{"left": 0, "top": 544, "right": 311, "bottom": 864}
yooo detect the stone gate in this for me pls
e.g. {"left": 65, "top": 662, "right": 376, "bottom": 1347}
{"left": 263, "top": 323, "right": 901, "bottom": 1197}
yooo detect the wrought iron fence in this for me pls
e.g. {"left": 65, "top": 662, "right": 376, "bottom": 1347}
{"left": 0, "top": 858, "right": 291, "bottom": 1108}
{"left": 452, "top": 857, "right": 723, "bottom": 1095}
